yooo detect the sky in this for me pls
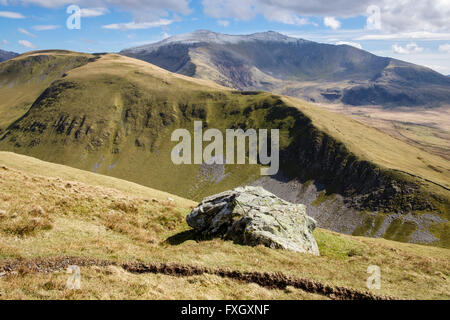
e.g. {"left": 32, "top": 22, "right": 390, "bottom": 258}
{"left": 0, "top": 0, "right": 449, "bottom": 75}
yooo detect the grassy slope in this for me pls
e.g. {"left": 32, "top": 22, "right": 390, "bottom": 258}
{"left": 0, "top": 152, "right": 449, "bottom": 300}
{"left": 0, "top": 51, "right": 448, "bottom": 245}
{"left": 0, "top": 51, "right": 93, "bottom": 133}
{"left": 0, "top": 151, "right": 195, "bottom": 208}
{"left": 284, "top": 96, "right": 450, "bottom": 190}
{"left": 1, "top": 52, "right": 447, "bottom": 190}
{"left": 0, "top": 53, "right": 275, "bottom": 199}
{"left": 1, "top": 268, "right": 327, "bottom": 300}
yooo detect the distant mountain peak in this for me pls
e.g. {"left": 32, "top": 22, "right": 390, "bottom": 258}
{"left": 0, "top": 49, "right": 18, "bottom": 62}
{"left": 120, "top": 30, "right": 450, "bottom": 108}
{"left": 125, "top": 30, "right": 308, "bottom": 53}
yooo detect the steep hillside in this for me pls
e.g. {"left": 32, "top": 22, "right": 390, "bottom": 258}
{"left": 0, "top": 50, "right": 94, "bottom": 133}
{"left": 0, "top": 51, "right": 448, "bottom": 246}
{"left": 121, "top": 30, "right": 450, "bottom": 108}
{"left": 0, "top": 152, "right": 449, "bottom": 300}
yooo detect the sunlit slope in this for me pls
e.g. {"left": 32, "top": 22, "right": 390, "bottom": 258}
{"left": 284, "top": 96, "right": 450, "bottom": 190}
{"left": 0, "top": 151, "right": 195, "bottom": 208}
{"left": 0, "top": 53, "right": 267, "bottom": 199}
{"left": 0, "top": 51, "right": 448, "bottom": 245}
{"left": 0, "top": 153, "right": 449, "bottom": 300}
{"left": 0, "top": 51, "right": 94, "bottom": 133}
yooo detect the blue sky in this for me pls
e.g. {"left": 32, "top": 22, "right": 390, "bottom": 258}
{"left": 1, "top": 0, "right": 449, "bottom": 74}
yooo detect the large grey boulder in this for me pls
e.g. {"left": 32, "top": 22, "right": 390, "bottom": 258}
{"left": 186, "top": 186, "right": 320, "bottom": 255}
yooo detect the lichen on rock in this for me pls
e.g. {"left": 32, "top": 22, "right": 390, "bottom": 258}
{"left": 187, "top": 186, "right": 320, "bottom": 255}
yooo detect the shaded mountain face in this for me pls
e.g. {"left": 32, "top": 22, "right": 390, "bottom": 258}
{"left": 0, "top": 49, "right": 18, "bottom": 62}
{"left": 0, "top": 51, "right": 448, "bottom": 246}
{"left": 121, "top": 30, "right": 450, "bottom": 108}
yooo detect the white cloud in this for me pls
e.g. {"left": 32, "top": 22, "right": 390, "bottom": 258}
{"left": 392, "top": 42, "right": 424, "bottom": 54}
{"left": 202, "top": 0, "right": 310, "bottom": 26}
{"left": 265, "top": 9, "right": 309, "bottom": 25}
{"left": 2, "top": 40, "right": 8, "bottom": 45}
{"left": 324, "top": 17, "right": 340, "bottom": 30}
{"left": 80, "top": 7, "right": 109, "bottom": 18}
{"left": 18, "top": 28, "right": 36, "bottom": 38}
{"left": 356, "top": 32, "right": 450, "bottom": 41}
{"left": 102, "top": 19, "right": 173, "bottom": 31}
{"left": 335, "top": 41, "right": 362, "bottom": 49}
{"left": 18, "top": 40, "right": 36, "bottom": 49}
{"left": 32, "top": 25, "right": 61, "bottom": 31}
{"left": 217, "top": 20, "right": 230, "bottom": 27}
{"left": 3, "top": 0, "right": 191, "bottom": 23}
{"left": 201, "top": 0, "right": 450, "bottom": 33}
{"left": 438, "top": 43, "right": 450, "bottom": 54}
{"left": 0, "top": 11, "right": 25, "bottom": 19}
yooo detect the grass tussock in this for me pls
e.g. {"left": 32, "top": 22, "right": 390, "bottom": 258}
{"left": 0, "top": 165, "right": 186, "bottom": 244}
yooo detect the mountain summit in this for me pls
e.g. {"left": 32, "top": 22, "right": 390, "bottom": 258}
{"left": 121, "top": 30, "right": 450, "bottom": 108}
{"left": 125, "top": 30, "right": 308, "bottom": 54}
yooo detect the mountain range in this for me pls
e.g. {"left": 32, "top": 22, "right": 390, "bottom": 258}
{"left": 121, "top": 30, "right": 450, "bottom": 108}
{"left": 0, "top": 49, "right": 18, "bottom": 62}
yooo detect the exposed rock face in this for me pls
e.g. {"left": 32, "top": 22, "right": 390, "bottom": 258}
{"left": 186, "top": 186, "right": 320, "bottom": 255}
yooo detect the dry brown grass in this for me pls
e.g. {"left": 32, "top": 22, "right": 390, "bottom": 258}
{"left": 0, "top": 266, "right": 327, "bottom": 300}
{"left": 0, "top": 152, "right": 195, "bottom": 208}
{"left": 0, "top": 156, "right": 449, "bottom": 300}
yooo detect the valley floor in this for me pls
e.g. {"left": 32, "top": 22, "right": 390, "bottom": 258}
{"left": 318, "top": 104, "right": 450, "bottom": 160}
{"left": 0, "top": 152, "right": 449, "bottom": 300}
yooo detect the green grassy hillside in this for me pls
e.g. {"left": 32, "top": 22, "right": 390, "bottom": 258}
{"left": 0, "top": 152, "right": 448, "bottom": 299}
{"left": 0, "top": 51, "right": 448, "bottom": 246}
{"left": 0, "top": 51, "right": 93, "bottom": 133}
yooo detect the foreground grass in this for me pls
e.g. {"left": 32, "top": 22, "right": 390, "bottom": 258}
{"left": 0, "top": 157, "right": 449, "bottom": 299}
{"left": 0, "top": 266, "right": 326, "bottom": 300}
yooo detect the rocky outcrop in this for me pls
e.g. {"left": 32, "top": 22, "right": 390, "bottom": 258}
{"left": 186, "top": 186, "right": 320, "bottom": 255}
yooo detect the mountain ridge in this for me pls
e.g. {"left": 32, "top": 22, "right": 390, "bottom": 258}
{"left": 126, "top": 30, "right": 310, "bottom": 53}
{"left": 0, "top": 49, "right": 18, "bottom": 62}
{"left": 121, "top": 30, "right": 450, "bottom": 108}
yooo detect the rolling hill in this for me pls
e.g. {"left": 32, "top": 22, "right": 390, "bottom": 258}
{"left": 0, "top": 152, "right": 449, "bottom": 299}
{"left": 0, "top": 51, "right": 448, "bottom": 247}
{"left": 121, "top": 30, "right": 450, "bottom": 108}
